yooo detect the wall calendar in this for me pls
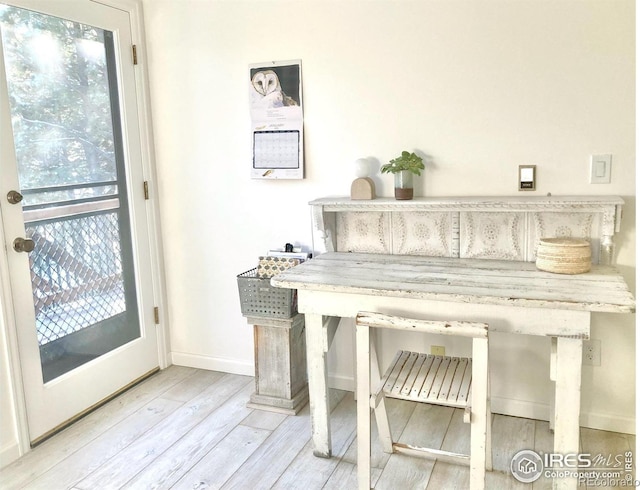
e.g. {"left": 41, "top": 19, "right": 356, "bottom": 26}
{"left": 249, "top": 60, "right": 303, "bottom": 179}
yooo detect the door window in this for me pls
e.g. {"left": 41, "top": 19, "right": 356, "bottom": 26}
{"left": 1, "top": 5, "right": 140, "bottom": 382}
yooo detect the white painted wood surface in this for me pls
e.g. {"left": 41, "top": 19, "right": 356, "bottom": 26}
{"left": 273, "top": 253, "right": 635, "bottom": 314}
{"left": 356, "top": 311, "right": 489, "bottom": 338}
{"left": 309, "top": 196, "right": 624, "bottom": 265}
{"left": 305, "top": 313, "right": 333, "bottom": 458}
{"left": 355, "top": 321, "right": 371, "bottom": 490}
{"left": 470, "top": 336, "right": 489, "bottom": 489}
{"left": 355, "top": 312, "right": 491, "bottom": 489}
{"left": 271, "top": 252, "right": 635, "bottom": 490}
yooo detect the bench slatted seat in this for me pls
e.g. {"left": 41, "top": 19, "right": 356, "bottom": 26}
{"left": 383, "top": 351, "right": 472, "bottom": 407}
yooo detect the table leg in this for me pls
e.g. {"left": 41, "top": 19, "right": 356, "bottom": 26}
{"left": 305, "top": 313, "right": 332, "bottom": 458}
{"left": 549, "top": 337, "right": 557, "bottom": 432}
{"left": 552, "top": 337, "right": 583, "bottom": 490}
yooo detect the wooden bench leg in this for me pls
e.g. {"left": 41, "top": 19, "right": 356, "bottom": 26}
{"left": 470, "top": 338, "right": 488, "bottom": 490}
{"left": 373, "top": 395, "right": 393, "bottom": 454}
{"left": 356, "top": 323, "right": 372, "bottom": 490}
{"left": 353, "top": 326, "right": 382, "bottom": 402}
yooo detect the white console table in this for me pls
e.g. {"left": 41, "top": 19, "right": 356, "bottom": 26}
{"left": 273, "top": 195, "right": 633, "bottom": 490}
{"left": 272, "top": 252, "right": 635, "bottom": 490}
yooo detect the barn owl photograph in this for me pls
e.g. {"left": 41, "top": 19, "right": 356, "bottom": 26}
{"left": 250, "top": 68, "right": 299, "bottom": 109}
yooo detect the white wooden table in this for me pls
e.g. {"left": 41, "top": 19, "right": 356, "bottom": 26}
{"left": 272, "top": 252, "right": 635, "bottom": 490}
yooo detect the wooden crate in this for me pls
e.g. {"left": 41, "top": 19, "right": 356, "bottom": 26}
{"left": 245, "top": 314, "right": 308, "bottom": 415}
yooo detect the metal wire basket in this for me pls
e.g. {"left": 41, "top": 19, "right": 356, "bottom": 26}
{"left": 237, "top": 268, "right": 296, "bottom": 318}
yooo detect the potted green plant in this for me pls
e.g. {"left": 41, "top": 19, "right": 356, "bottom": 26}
{"left": 380, "top": 151, "right": 425, "bottom": 200}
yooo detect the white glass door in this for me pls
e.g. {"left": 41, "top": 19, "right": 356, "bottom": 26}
{"left": 0, "top": 0, "right": 159, "bottom": 443}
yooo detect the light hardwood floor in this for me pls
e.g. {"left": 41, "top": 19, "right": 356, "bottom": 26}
{"left": 1, "top": 366, "right": 634, "bottom": 489}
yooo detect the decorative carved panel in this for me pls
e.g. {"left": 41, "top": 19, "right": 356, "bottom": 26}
{"left": 392, "top": 212, "right": 453, "bottom": 256}
{"left": 531, "top": 212, "right": 598, "bottom": 261}
{"left": 336, "top": 212, "right": 390, "bottom": 253}
{"left": 310, "top": 197, "right": 623, "bottom": 265}
{"left": 460, "top": 212, "right": 525, "bottom": 260}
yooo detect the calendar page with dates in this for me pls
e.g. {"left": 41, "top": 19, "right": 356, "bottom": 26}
{"left": 249, "top": 60, "right": 303, "bottom": 179}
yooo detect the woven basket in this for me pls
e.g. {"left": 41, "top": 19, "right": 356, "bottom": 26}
{"left": 535, "top": 238, "right": 592, "bottom": 274}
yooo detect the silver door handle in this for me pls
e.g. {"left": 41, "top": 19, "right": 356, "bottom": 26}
{"left": 13, "top": 237, "right": 35, "bottom": 253}
{"left": 7, "top": 190, "right": 23, "bottom": 204}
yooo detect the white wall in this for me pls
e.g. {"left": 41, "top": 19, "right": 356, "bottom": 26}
{"left": 141, "top": 0, "right": 635, "bottom": 432}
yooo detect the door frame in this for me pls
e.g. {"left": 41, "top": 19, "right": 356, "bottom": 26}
{"left": 0, "top": 0, "right": 168, "bottom": 462}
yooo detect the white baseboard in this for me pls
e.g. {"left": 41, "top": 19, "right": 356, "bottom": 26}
{"left": 490, "top": 395, "right": 550, "bottom": 422}
{"left": 170, "top": 352, "right": 254, "bottom": 376}
{"left": 328, "top": 374, "right": 635, "bottom": 435}
{"left": 489, "top": 397, "right": 635, "bottom": 435}
{"left": 328, "top": 373, "right": 355, "bottom": 392}
{"left": 579, "top": 411, "right": 636, "bottom": 435}
{"left": 0, "top": 441, "right": 21, "bottom": 469}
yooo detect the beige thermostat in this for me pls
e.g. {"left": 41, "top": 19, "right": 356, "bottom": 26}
{"left": 519, "top": 165, "right": 536, "bottom": 191}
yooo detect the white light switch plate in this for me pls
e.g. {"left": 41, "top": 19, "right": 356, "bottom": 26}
{"left": 590, "top": 154, "right": 612, "bottom": 184}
